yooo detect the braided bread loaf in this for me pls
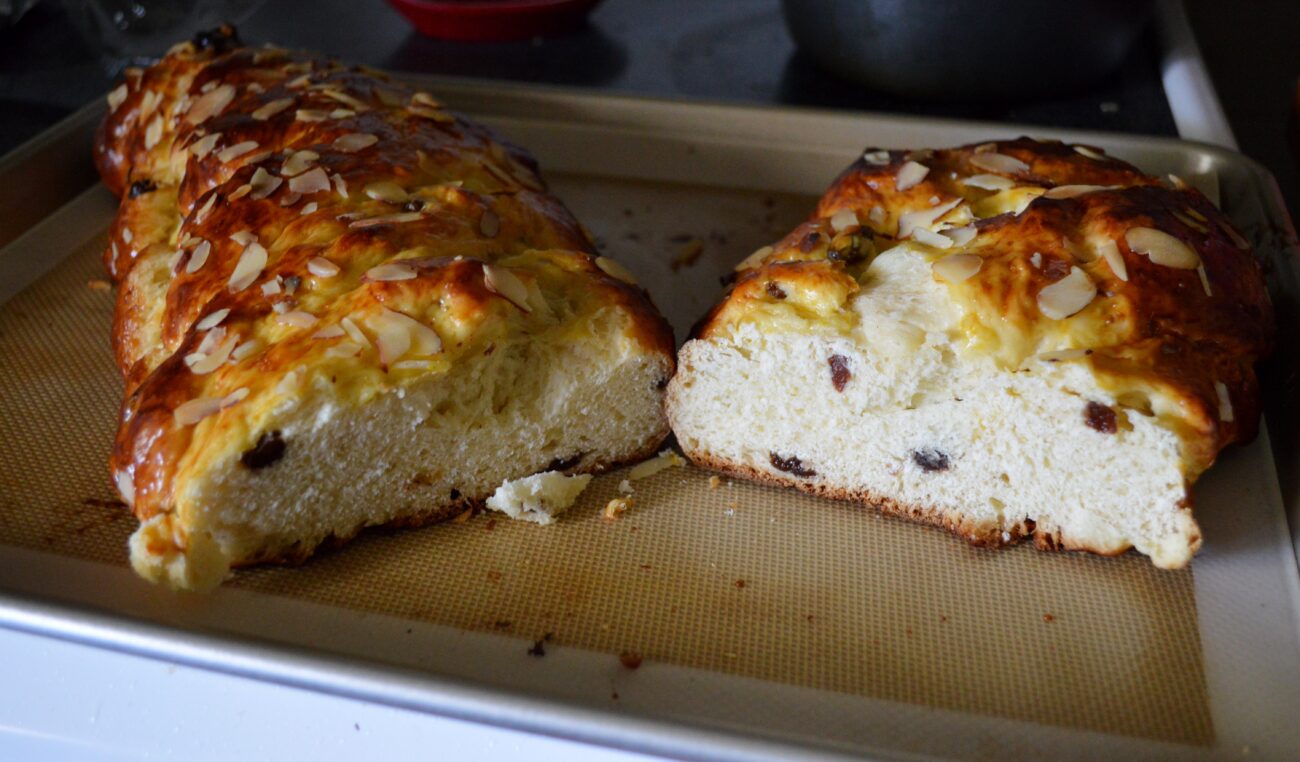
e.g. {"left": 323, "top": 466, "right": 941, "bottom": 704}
{"left": 667, "top": 138, "right": 1271, "bottom": 567}
{"left": 97, "top": 28, "right": 674, "bottom": 590}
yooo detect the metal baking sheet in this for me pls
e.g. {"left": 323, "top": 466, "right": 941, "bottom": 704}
{"left": 0, "top": 80, "right": 1298, "bottom": 761}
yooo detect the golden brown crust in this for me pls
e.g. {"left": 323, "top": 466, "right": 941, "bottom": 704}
{"left": 696, "top": 138, "right": 1273, "bottom": 480}
{"left": 97, "top": 28, "right": 675, "bottom": 527}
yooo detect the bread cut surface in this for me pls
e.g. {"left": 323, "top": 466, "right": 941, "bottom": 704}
{"left": 97, "top": 27, "right": 674, "bottom": 590}
{"left": 667, "top": 139, "right": 1272, "bottom": 568}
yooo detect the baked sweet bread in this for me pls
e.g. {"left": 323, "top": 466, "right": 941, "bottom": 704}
{"left": 97, "top": 27, "right": 674, "bottom": 591}
{"left": 666, "top": 138, "right": 1271, "bottom": 568}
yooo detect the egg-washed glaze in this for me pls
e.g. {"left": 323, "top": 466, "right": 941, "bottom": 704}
{"left": 700, "top": 138, "right": 1271, "bottom": 482}
{"left": 97, "top": 27, "right": 674, "bottom": 528}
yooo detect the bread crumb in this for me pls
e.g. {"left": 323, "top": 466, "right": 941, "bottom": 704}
{"left": 618, "top": 651, "right": 643, "bottom": 670}
{"left": 452, "top": 507, "right": 473, "bottom": 524}
{"left": 671, "top": 238, "right": 705, "bottom": 271}
{"left": 485, "top": 471, "right": 593, "bottom": 525}
{"left": 603, "top": 496, "right": 633, "bottom": 520}
{"left": 618, "top": 479, "right": 633, "bottom": 495}
{"left": 1043, "top": 613, "right": 1055, "bottom": 623}
{"left": 627, "top": 449, "right": 685, "bottom": 481}
{"left": 87, "top": 278, "right": 112, "bottom": 291}
{"left": 708, "top": 475, "right": 721, "bottom": 489}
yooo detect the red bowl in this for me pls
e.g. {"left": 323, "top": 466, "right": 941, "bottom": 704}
{"left": 386, "top": 0, "right": 604, "bottom": 41}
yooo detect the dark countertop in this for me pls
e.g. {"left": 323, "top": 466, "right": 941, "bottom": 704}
{"left": 0, "top": 0, "right": 1295, "bottom": 217}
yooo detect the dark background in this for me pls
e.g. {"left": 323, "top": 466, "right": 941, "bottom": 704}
{"left": 0, "top": 0, "right": 1296, "bottom": 220}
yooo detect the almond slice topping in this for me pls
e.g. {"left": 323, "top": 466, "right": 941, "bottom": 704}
{"left": 185, "top": 331, "right": 238, "bottom": 374}
{"left": 1074, "top": 145, "right": 1106, "bottom": 161}
{"left": 969, "top": 152, "right": 1029, "bottom": 174}
{"left": 143, "top": 116, "right": 164, "bottom": 150}
{"left": 186, "top": 83, "right": 235, "bottom": 125}
{"left": 230, "top": 230, "right": 257, "bottom": 246}
{"left": 895, "top": 161, "right": 929, "bottom": 191}
{"left": 595, "top": 256, "right": 638, "bottom": 284}
{"left": 307, "top": 257, "right": 340, "bottom": 278}
{"left": 107, "top": 84, "right": 129, "bottom": 110}
{"left": 217, "top": 140, "right": 259, "bottom": 163}
{"left": 1095, "top": 238, "right": 1128, "bottom": 281}
{"left": 185, "top": 239, "right": 212, "bottom": 274}
{"left": 313, "top": 325, "right": 345, "bottom": 339}
{"left": 1124, "top": 227, "right": 1200, "bottom": 269}
{"left": 964, "top": 174, "right": 1016, "bottom": 191}
{"left": 1037, "top": 266, "right": 1096, "bottom": 320}
{"left": 942, "top": 225, "right": 977, "bottom": 247}
{"left": 912, "top": 228, "right": 953, "bottom": 249}
{"left": 862, "top": 149, "right": 891, "bottom": 165}
{"left": 252, "top": 97, "right": 293, "bottom": 121}
{"left": 174, "top": 397, "right": 224, "bottom": 425}
{"left": 364, "top": 181, "right": 409, "bottom": 203}
{"left": 340, "top": 316, "right": 371, "bottom": 347}
{"left": 365, "top": 262, "right": 416, "bottom": 281}
{"left": 295, "top": 109, "right": 328, "bottom": 122}
{"left": 275, "top": 310, "right": 318, "bottom": 329}
{"left": 248, "top": 167, "right": 282, "bottom": 200}
{"left": 332, "top": 133, "right": 379, "bottom": 153}
{"left": 228, "top": 242, "right": 268, "bottom": 292}
{"left": 281, "top": 150, "right": 319, "bottom": 177}
{"left": 194, "top": 307, "right": 230, "bottom": 331}
{"left": 230, "top": 339, "right": 261, "bottom": 362}
{"left": 829, "top": 208, "right": 859, "bottom": 233}
{"left": 194, "top": 192, "right": 218, "bottom": 224}
{"left": 932, "top": 253, "right": 982, "bottom": 283}
{"left": 350, "top": 212, "right": 423, "bottom": 229}
{"left": 288, "top": 167, "right": 331, "bottom": 195}
{"left": 1215, "top": 381, "right": 1234, "bottom": 422}
{"left": 189, "top": 132, "right": 221, "bottom": 158}
{"left": 482, "top": 264, "right": 531, "bottom": 312}
{"left": 1044, "top": 184, "right": 1114, "bottom": 199}
{"left": 898, "top": 198, "right": 962, "bottom": 239}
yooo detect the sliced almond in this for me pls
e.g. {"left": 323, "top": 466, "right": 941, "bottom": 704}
{"left": 862, "top": 149, "right": 891, "bottom": 165}
{"left": 186, "top": 331, "right": 238, "bottom": 374}
{"left": 1036, "top": 266, "right": 1097, "bottom": 320}
{"left": 230, "top": 338, "right": 262, "bottom": 362}
{"left": 185, "top": 239, "right": 212, "bottom": 274}
{"left": 340, "top": 316, "right": 371, "bottom": 347}
{"left": 1218, "top": 219, "right": 1251, "bottom": 250}
{"left": 189, "top": 132, "right": 221, "bottom": 158}
{"left": 107, "top": 84, "right": 129, "bottom": 111}
{"left": 364, "top": 181, "right": 409, "bottom": 203}
{"left": 1124, "top": 227, "right": 1200, "bottom": 269}
{"left": 365, "top": 262, "right": 416, "bottom": 281}
{"left": 143, "top": 116, "right": 164, "bottom": 150}
{"left": 973, "top": 142, "right": 997, "bottom": 154}
{"left": 288, "top": 167, "right": 331, "bottom": 195}
{"left": 325, "top": 341, "right": 363, "bottom": 359}
{"left": 174, "top": 397, "right": 223, "bottom": 425}
{"left": 829, "top": 208, "right": 859, "bottom": 233}
{"left": 595, "top": 256, "right": 638, "bottom": 284}
{"left": 217, "top": 140, "right": 258, "bottom": 163}
{"left": 482, "top": 264, "right": 531, "bottom": 312}
{"left": 300, "top": 201, "right": 319, "bottom": 216}
{"left": 964, "top": 173, "right": 1016, "bottom": 191}
{"left": 252, "top": 97, "right": 293, "bottom": 121}
{"left": 275, "top": 310, "right": 318, "bottom": 329}
{"left": 194, "top": 192, "right": 218, "bottom": 223}
{"left": 186, "top": 83, "right": 235, "bottom": 125}
{"left": 321, "top": 89, "right": 368, "bottom": 110}
{"left": 912, "top": 228, "right": 953, "bottom": 249}
{"left": 898, "top": 198, "right": 963, "bottom": 239}
{"left": 1172, "top": 208, "right": 1210, "bottom": 233}
{"left": 332, "top": 173, "right": 349, "bottom": 198}
{"left": 1073, "top": 145, "right": 1106, "bottom": 161}
{"left": 1197, "top": 264, "right": 1213, "bottom": 297}
{"left": 970, "top": 152, "right": 1029, "bottom": 174}
{"left": 1044, "top": 184, "right": 1114, "bottom": 200}
{"left": 350, "top": 212, "right": 423, "bottom": 229}
{"left": 281, "top": 150, "right": 319, "bottom": 177}
{"left": 1215, "top": 381, "right": 1234, "bottom": 422}
{"left": 1096, "top": 238, "right": 1128, "bottom": 281}
{"left": 295, "top": 108, "right": 328, "bottom": 122}
{"left": 248, "top": 167, "right": 282, "bottom": 200}
{"left": 307, "top": 257, "right": 340, "bottom": 278}
{"left": 313, "top": 325, "right": 346, "bottom": 339}
{"left": 230, "top": 230, "right": 257, "bottom": 246}
{"left": 941, "top": 225, "right": 977, "bottom": 247}
{"left": 332, "top": 133, "right": 378, "bottom": 153}
{"left": 194, "top": 307, "right": 230, "bottom": 331}
{"left": 895, "top": 161, "right": 929, "bottom": 191}
{"left": 221, "top": 387, "right": 249, "bottom": 409}
{"left": 932, "top": 253, "right": 982, "bottom": 283}
{"left": 228, "top": 242, "right": 268, "bottom": 292}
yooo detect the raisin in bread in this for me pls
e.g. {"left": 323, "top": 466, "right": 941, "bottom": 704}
{"left": 97, "top": 27, "right": 674, "bottom": 591}
{"left": 666, "top": 139, "right": 1271, "bottom": 568}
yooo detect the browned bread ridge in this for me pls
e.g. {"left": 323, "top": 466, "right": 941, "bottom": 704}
{"left": 97, "top": 27, "right": 674, "bottom": 590}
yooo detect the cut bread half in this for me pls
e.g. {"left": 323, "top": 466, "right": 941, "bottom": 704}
{"left": 667, "top": 138, "right": 1271, "bottom": 568}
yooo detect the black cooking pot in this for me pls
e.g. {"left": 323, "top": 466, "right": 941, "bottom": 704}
{"left": 781, "top": 0, "right": 1156, "bottom": 100}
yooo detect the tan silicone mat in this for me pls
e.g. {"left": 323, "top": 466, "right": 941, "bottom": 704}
{"left": 0, "top": 175, "right": 1212, "bottom": 747}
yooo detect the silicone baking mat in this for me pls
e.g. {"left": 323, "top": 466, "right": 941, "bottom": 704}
{"left": 0, "top": 172, "right": 1213, "bottom": 747}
